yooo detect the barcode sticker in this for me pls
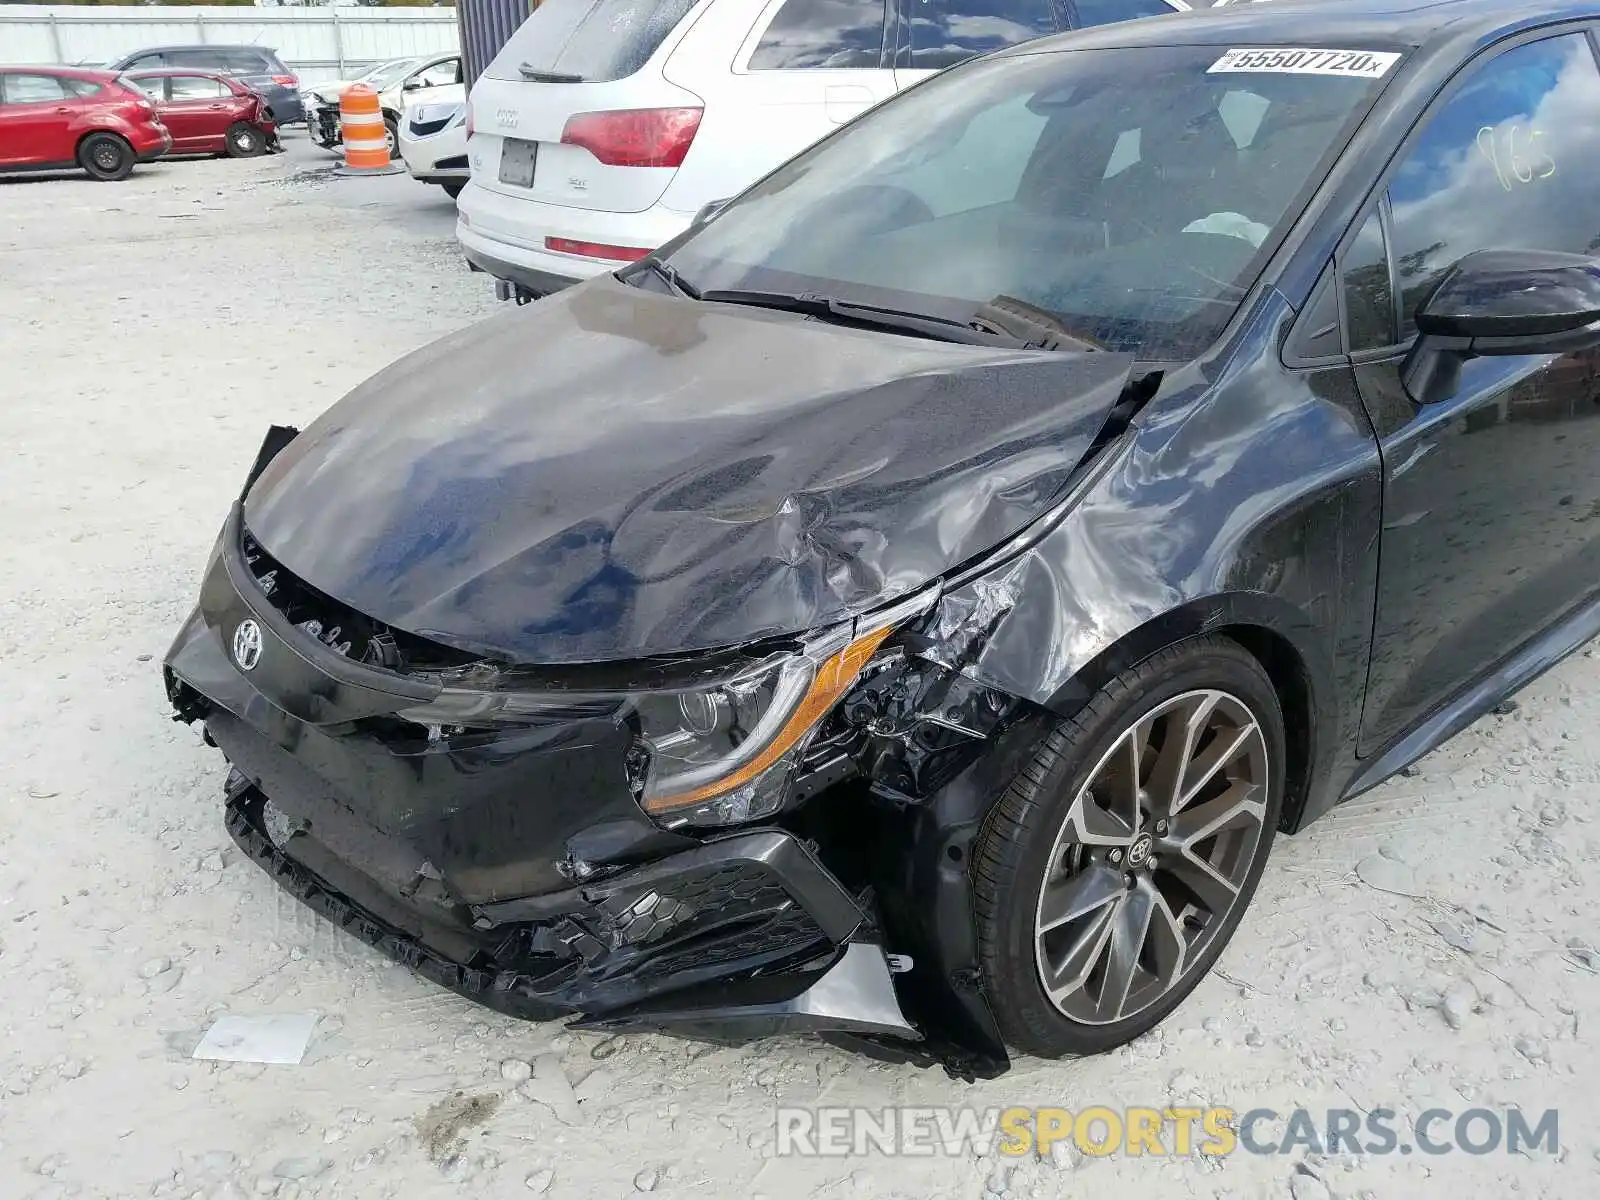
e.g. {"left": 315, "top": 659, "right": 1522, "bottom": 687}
{"left": 1209, "top": 48, "right": 1402, "bottom": 78}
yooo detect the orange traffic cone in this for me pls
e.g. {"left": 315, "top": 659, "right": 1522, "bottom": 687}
{"left": 336, "top": 83, "right": 402, "bottom": 176}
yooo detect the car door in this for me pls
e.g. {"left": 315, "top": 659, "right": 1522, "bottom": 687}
{"left": 162, "top": 74, "right": 233, "bottom": 151}
{"left": 1348, "top": 30, "right": 1600, "bottom": 755}
{"left": 0, "top": 73, "right": 78, "bottom": 166}
{"left": 891, "top": 0, "right": 1060, "bottom": 92}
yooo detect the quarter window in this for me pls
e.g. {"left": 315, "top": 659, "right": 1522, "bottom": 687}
{"left": 908, "top": 0, "right": 1058, "bottom": 71}
{"left": 1342, "top": 207, "right": 1395, "bottom": 351}
{"left": 749, "top": 0, "right": 888, "bottom": 69}
{"left": 1387, "top": 33, "right": 1600, "bottom": 336}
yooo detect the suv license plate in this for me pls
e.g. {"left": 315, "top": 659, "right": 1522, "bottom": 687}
{"left": 498, "top": 138, "right": 538, "bottom": 188}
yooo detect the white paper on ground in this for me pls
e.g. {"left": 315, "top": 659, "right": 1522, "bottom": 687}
{"left": 192, "top": 1013, "right": 320, "bottom": 1065}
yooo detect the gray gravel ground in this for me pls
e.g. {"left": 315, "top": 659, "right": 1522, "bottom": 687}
{"left": 1, "top": 134, "right": 1597, "bottom": 1200}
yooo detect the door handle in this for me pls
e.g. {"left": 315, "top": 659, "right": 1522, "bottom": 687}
{"left": 209, "top": 104, "right": 225, "bottom": 110}
{"left": 54, "top": 106, "right": 70, "bottom": 113}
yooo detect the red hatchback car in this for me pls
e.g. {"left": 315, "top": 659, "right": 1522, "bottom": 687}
{"left": 126, "top": 70, "right": 280, "bottom": 158}
{"left": 0, "top": 66, "right": 170, "bottom": 181}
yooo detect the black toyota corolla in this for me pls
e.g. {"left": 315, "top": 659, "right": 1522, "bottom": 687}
{"left": 166, "top": 0, "right": 1600, "bottom": 1078}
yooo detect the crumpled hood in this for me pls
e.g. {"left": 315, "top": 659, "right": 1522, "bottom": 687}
{"left": 244, "top": 275, "right": 1133, "bottom": 664}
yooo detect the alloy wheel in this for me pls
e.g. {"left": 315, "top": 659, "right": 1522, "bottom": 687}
{"left": 1032, "top": 689, "right": 1269, "bottom": 1025}
{"left": 93, "top": 143, "right": 121, "bottom": 171}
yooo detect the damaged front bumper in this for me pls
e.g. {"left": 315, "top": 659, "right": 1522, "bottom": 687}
{"left": 165, "top": 500, "right": 1021, "bottom": 1078}
{"left": 307, "top": 103, "right": 341, "bottom": 147}
{"left": 223, "top": 773, "right": 913, "bottom": 1043}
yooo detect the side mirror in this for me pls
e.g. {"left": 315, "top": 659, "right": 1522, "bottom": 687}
{"left": 402, "top": 79, "right": 422, "bottom": 92}
{"left": 1403, "top": 249, "right": 1600, "bottom": 405}
{"left": 691, "top": 198, "right": 731, "bottom": 228}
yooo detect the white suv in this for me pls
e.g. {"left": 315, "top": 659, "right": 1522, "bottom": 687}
{"left": 458, "top": 0, "right": 1187, "bottom": 301}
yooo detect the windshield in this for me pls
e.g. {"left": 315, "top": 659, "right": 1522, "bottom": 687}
{"left": 360, "top": 59, "right": 423, "bottom": 90}
{"left": 664, "top": 45, "right": 1399, "bottom": 359}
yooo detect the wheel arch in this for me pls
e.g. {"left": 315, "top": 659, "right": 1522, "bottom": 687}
{"left": 1038, "top": 593, "right": 1329, "bottom": 835}
{"left": 75, "top": 127, "right": 131, "bottom": 156}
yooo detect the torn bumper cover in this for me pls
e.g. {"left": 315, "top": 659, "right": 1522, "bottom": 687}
{"left": 165, "top": 503, "right": 1026, "bottom": 1074}
{"left": 165, "top": 499, "right": 1041, "bottom": 1077}
{"left": 223, "top": 778, "right": 912, "bottom": 1042}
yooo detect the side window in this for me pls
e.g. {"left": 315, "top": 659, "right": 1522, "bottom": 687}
{"left": 129, "top": 77, "right": 167, "bottom": 101}
{"left": 1072, "top": 0, "right": 1173, "bottom": 28}
{"left": 416, "top": 59, "right": 462, "bottom": 87}
{"left": 127, "top": 54, "right": 165, "bottom": 71}
{"left": 170, "top": 75, "right": 228, "bottom": 100}
{"left": 748, "top": 0, "right": 888, "bottom": 70}
{"left": 1342, "top": 207, "right": 1395, "bottom": 351}
{"left": 1387, "top": 33, "right": 1600, "bottom": 336}
{"left": 168, "top": 49, "right": 223, "bottom": 70}
{"left": 63, "top": 78, "right": 104, "bottom": 99}
{"left": 223, "top": 50, "right": 272, "bottom": 74}
{"left": 908, "top": 0, "right": 1058, "bottom": 70}
{"left": 3, "top": 74, "right": 70, "bottom": 104}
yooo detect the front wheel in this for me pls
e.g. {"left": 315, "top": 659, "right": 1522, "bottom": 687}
{"left": 973, "top": 636, "right": 1284, "bottom": 1058}
{"left": 79, "top": 132, "right": 134, "bottom": 182}
{"left": 383, "top": 116, "right": 399, "bottom": 159}
{"left": 224, "top": 122, "right": 266, "bottom": 159}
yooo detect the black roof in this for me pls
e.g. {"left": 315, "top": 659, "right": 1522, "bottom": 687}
{"left": 1005, "top": 0, "right": 1600, "bottom": 54}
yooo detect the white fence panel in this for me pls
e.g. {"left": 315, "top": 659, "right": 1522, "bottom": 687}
{"left": 0, "top": 6, "right": 460, "bottom": 85}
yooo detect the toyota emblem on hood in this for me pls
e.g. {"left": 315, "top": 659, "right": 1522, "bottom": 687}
{"left": 232, "top": 619, "right": 263, "bottom": 672}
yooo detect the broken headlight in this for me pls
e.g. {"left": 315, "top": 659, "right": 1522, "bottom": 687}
{"left": 627, "top": 621, "right": 894, "bottom": 827}
{"left": 396, "top": 596, "right": 931, "bottom": 829}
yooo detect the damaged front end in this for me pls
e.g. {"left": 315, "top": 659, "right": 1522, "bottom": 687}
{"left": 163, "top": 289, "right": 1141, "bottom": 1077}
{"left": 166, "top": 490, "right": 1062, "bottom": 1079}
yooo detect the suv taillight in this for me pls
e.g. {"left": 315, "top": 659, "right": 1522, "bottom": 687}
{"left": 272, "top": 74, "right": 298, "bottom": 88}
{"left": 560, "top": 108, "right": 702, "bottom": 168}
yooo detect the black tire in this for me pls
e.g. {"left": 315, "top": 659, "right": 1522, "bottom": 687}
{"left": 442, "top": 181, "right": 464, "bottom": 199}
{"left": 78, "top": 132, "right": 134, "bottom": 182}
{"left": 224, "top": 122, "right": 267, "bottom": 159}
{"left": 972, "top": 635, "right": 1285, "bottom": 1058}
{"left": 383, "top": 116, "right": 399, "bottom": 159}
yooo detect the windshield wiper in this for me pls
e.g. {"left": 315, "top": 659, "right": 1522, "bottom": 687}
{"left": 624, "top": 258, "right": 702, "bottom": 299}
{"left": 970, "top": 295, "right": 1107, "bottom": 353}
{"left": 697, "top": 289, "right": 1032, "bottom": 349}
{"left": 518, "top": 65, "right": 584, "bottom": 83}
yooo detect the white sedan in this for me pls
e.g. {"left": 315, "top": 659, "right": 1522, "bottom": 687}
{"left": 398, "top": 87, "right": 468, "bottom": 199}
